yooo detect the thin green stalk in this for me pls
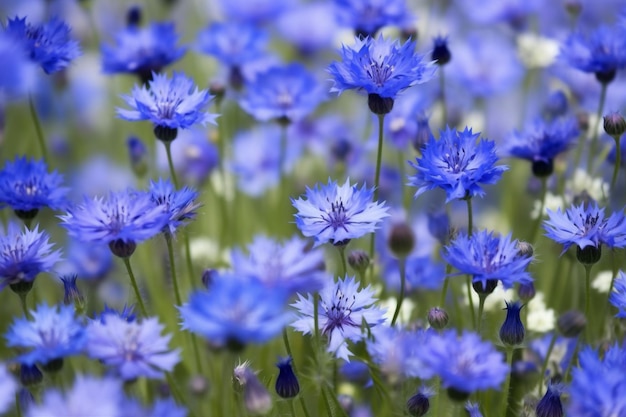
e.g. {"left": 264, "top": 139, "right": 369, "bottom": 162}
{"left": 500, "top": 348, "right": 514, "bottom": 417}
{"left": 611, "top": 135, "right": 621, "bottom": 191}
{"left": 466, "top": 277, "right": 476, "bottom": 330}
{"left": 529, "top": 177, "right": 547, "bottom": 244}
{"left": 313, "top": 292, "right": 321, "bottom": 346}
{"left": 321, "top": 385, "right": 335, "bottom": 417}
{"left": 164, "top": 234, "right": 183, "bottom": 306}
{"left": 439, "top": 277, "right": 450, "bottom": 308}
{"left": 337, "top": 245, "right": 347, "bottom": 277}
{"left": 369, "top": 114, "right": 386, "bottom": 265}
{"left": 600, "top": 251, "right": 619, "bottom": 339}
{"left": 183, "top": 231, "right": 195, "bottom": 288}
{"left": 586, "top": 82, "right": 608, "bottom": 172}
{"left": 391, "top": 258, "right": 406, "bottom": 326}
{"left": 476, "top": 294, "right": 486, "bottom": 333}
{"left": 439, "top": 68, "right": 447, "bottom": 127}
{"left": 18, "top": 293, "right": 29, "bottom": 317}
{"left": 584, "top": 264, "right": 592, "bottom": 340}
{"left": 15, "top": 392, "right": 22, "bottom": 417}
{"left": 122, "top": 257, "right": 147, "bottom": 316}
{"left": 563, "top": 337, "right": 580, "bottom": 382}
{"left": 164, "top": 141, "right": 180, "bottom": 189}
{"left": 282, "top": 329, "right": 312, "bottom": 417}
{"left": 538, "top": 332, "right": 557, "bottom": 395}
{"left": 466, "top": 197, "right": 473, "bottom": 236}
{"left": 433, "top": 378, "right": 443, "bottom": 417}
{"left": 28, "top": 95, "right": 49, "bottom": 164}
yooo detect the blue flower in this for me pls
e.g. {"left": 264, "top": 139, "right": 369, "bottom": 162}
{"left": 465, "top": 402, "right": 484, "bottom": 417}
{"left": 383, "top": 90, "right": 433, "bottom": 149}
{"left": 117, "top": 72, "right": 217, "bottom": 132}
{"left": 5, "top": 17, "right": 81, "bottom": 74}
{"left": 503, "top": 117, "right": 580, "bottom": 177}
{"left": 99, "top": 304, "right": 137, "bottom": 323}
{"left": 231, "top": 235, "right": 329, "bottom": 295}
{"left": 499, "top": 301, "right": 525, "bottom": 346}
{"left": 5, "top": 303, "right": 85, "bottom": 366}
{"left": 156, "top": 128, "right": 219, "bottom": 185}
{"left": 124, "top": 398, "right": 187, "bottom": 417}
{"left": 196, "top": 22, "right": 268, "bottom": 68}
{"left": 334, "top": 0, "right": 414, "bottom": 37}
{"left": 382, "top": 255, "right": 445, "bottom": 292}
{"left": 291, "top": 275, "right": 386, "bottom": 361}
{"left": 0, "top": 156, "right": 68, "bottom": 215}
{"left": 418, "top": 330, "right": 508, "bottom": 397}
{"left": 59, "top": 190, "right": 170, "bottom": 256}
{"left": 0, "top": 223, "right": 61, "bottom": 290}
{"left": 102, "top": 22, "right": 185, "bottom": 81}
{"left": 85, "top": 314, "right": 180, "bottom": 380}
{"left": 0, "top": 30, "right": 36, "bottom": 103}
{"left": 409, "top": 127, "right": 508, "bottom": 203}
{"left": 276, "top": 3, "right": 339, "bottom": 56}
{"left": 239, "top": 63, "right": 326, "bottom": 123}
{"left": 609, "top": 271, "right": 626, "bottom": 318}
{"left": 26, "top": 375, "right": 124, "bottom": 417}
{"left": 0, "top": 363, "right": 16, "bottom": 414}
{"left": 328, "top": 36, "right": 436, "bottom": 105}
{"left": 568, "top": 344, "right": 626, "bottom": 416}
{"left": 57, "top": 239, "right": 113, "bottom": 281}
{"left": 529, "top": 333, "right": 576, "bottom": 379}
{"left": 442, "top": 230, "right": 533, "bottom": 292}
{"left": 217, "top": 0, "right": 291, "bottom": 24}
{"left": 536, "top": 384, "right": 564, "bottom": 417}
{"left": 275, "top": 357, "right": 299, "bottom": 398}
{"left": 292, "top": 179, "right": 389, "bottom": 247}
{"left": 179, "top": 275, "right": 292, "bottom": 349}
{"left": 148, "top": 179, "right": 200, "bottom": 235}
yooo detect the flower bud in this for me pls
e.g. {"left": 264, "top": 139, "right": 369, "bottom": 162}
{"left": 275, "top": 357, "right": 299, "bottom": 398}
{"left": 499, "top": 301, "right": 525, "bottom": 346}
{"left": 516, "top": 241, "right": 534, "bottom": 257}
{"left": 427, "top": 307, "right": 449, "bottom": 330}
{"left": 431, "top": 36, "right": 451, "bottom": 66}
{"left": 518, "top": 282, "right": 536, "bottom": 302}
{"left": 576, "top": 245, "right": 601, "bottom": 266}
{"left": 406, "top": 387, "right": 434, "bottom": 417}
{"left": 126, "top": 5, "right": 142, "bottom": 27}
{"left": 603, "top": 112, "right": 626, "bottom": 137}
{"left": 127, "top": 137, "right": 148, "bottom": 178}
{"left": 557, "top": 310, "right": 586, "bottom": 337}
{"left": 536, "top": 384, "right": 564, "bottom": 417}
{"left": 60, "top": 274, "right": 85, "bottom": 314}
{"left": 388, "top": 222, "right": 415, "bottom": 259}
{"left": 348, "top": 250, "right": 370, "bottom": 275}
{"left": 234, "top": 362, "right": 272, "bottom": 415}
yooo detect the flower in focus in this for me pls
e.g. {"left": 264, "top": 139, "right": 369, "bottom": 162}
{"left": 333, "top": 0, "right": 414, "bottom": 38}
{"left": 291, "top": 275, "right": 386, "bottom": 361}
{"left": 409, "top": 127, "right": 508, "bottom": 203}
{"left": 148, "top": 179, "right": 200, "bottom": 235}
{"left": 85, "top": 314, "right": 180, "bottom": 380}
{"left": 499, "top": 301, "right": 525, "bottom": 346}
{"left": 609, "top": 270, "right": 626, "bottom": 318}
{"left": 5, "top": 303, "right": 85, "bottom": 366}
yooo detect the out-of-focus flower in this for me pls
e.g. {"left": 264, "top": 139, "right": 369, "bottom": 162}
{"left": 0, "top": 30, "right": 36, "bottom": 103}
{"left": 217, "top": 0, "right": 291, "bottom": 24}
{"left": 196, "top": 22, "right": 267, "bottom": 69}
{"left": 0, "top": 363, "right": 16, "bottom": 414}
{"left": 276, "top": 3, "right": 340, "bottom": 55}
{"left": 333, "top": 0, "right": 414, "bottom": 37}
{"left": 609, "top": 271, "right": 626, "bottom": 317}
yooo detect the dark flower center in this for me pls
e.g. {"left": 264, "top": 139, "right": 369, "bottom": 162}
{"left": 444, "top": 146, "right": 474, "bottom": 173}
{"left": 321, "top": 288, "right": 357, "bottom": 336}
{"left": 367, "top": 61, "right": 394, "bottom": 87}
{"left": 322, "top": 199, "right": 349, "bottom": 232}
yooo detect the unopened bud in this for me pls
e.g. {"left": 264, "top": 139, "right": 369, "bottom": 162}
{"left": 388, "top": 222, "right": 415, "bottom": 259}
{"left": 557, "top": 310, "right": 586, "bottom": 337}
{"left": 427, "top": 307, "right": 449, "bottom": 330}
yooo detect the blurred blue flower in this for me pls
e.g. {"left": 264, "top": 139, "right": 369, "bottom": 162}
{"left": 217, "top": 0, "right": 291, "bottom": 24}
{"left": 56, "top": 239, "right": 112, "bottom": 282}
{"left": 0, "top": 363, "right": 16, "bottom": 414}
{"left": 334, "top": 0, "right": 414, "bottom": 37}
{"left": 0, "top": 156, "right": 68, "bottom": 215}
{"left": 276, "top": 3, "right": 340, "bottom": 56}
{"left": 568, "top": 344, "right": 626, "bottom": 416}
{"left": 117, "top": 72, "right": 217, "bottom": 132}
{"left": 443, "top": 230, "right": 533, "bottom": 291}
{"left": 503, "top": 117, "right": 579, "bottom": 177}
{"left": 458, "top": 0, "right": 541, "bottom": 27}
{"left": 409, "top": 127, "right": 508, "bottom": 203}
{"left": 0, "top": 223, "right": 61, "bottom": 290}
{"left": 179, "top": 275, "right": 291, "bottom": 349}
{"left": 102, "top": 22, "right": 185, "bottom": 81}
{"left": 529, "top": 333, "right": 576, "bottom": 378}
{"left": 384, "top": 90, "right": 433, "bottom": 149}
{"left": 86, "top": 314, "right": 180, "bottom": 380}
{"left": 383, "top": 255, "right": 445, "bottom": 293}
{"left": 5, "top": 16, "right": 81, "bottom": 74}
{"left": 231, "top": 235, "right": 328, "bottom": 295}
{"left": 609, "top": 271, "right": 626, "bottom": 317}
{"left": 0, "top": 30, "right": 36, "bottom": 103}
{"left": 291, "top": 275, "right": 386, "bottom": 361}
{"left": 5, "top": 303, "right": 85, "bottom": 366}
{"left": 99, "top": 304, "right": 137, "bottom": 323}
{"left": 26, "top": 375, "right": 123, "bottom": 417}
{"left": 465, "top": 402, "right": 484, "bottom": 417}
{"left": 149, "top": 179, "right": 200, "bottom": 235}
{"left": 239, "top": 63, "right": 326, "bottom": 123}
{"left": 418, "top": 330, "right": 508, "bottom": 396}
{"left": 536, "top": 384, "right": 564, "bottom": 417}
{"left": 292, "top": 178, "right": 389, "bottom": 247}
{"left": 196, "top": 22, "right": 268, "bottom": 68}
{"left": 124, "top": 398, "right": 187, "bottom": 417}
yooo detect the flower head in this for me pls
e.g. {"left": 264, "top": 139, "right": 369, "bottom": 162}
{"left": 292, "top": 179, "right": 389, "bottom": 247}
{"left": 609, "top": 270, "right": 626, "bottom": 318}
{"left": 0, "top": 363, "right": 16, "bottom": 414}
{"left": 5, "top": 303, "right": 85, "bottom": 366}
{"left": 5, "top": 16, "right": 81, "bottom": 74}
{"left": 85, "top": 314, "right": 180, "bottom": 380}
{"left": 536, "top": 384, "right": 564, "bottom": 417}
{"left": 0, "top": 30, "right": 36, "bottom": 103}
{"left": 148, "top": 179, "right": 200, "bottom": 235}
{"left": 196, "top": 22, "right": 268, "bottom": 68}
{"left": 333, "top": 0, "right": 414, "bottom": 37}
{"left": 0, "top": 223, "right": 61, "bottom": 290}
{"left": 409, "top": 127, "right": 508, "bottom": 203}
{"left": 291, "top": 275, "right": 386, "bottom": 361}
{"left": 499, "top": 301, "right": 525, "bottom": 346}
{"left": 102, "top": 22, "right": 185, "bottom": 81}
{"left": 443, "top": 230, "right": 533, "bottom": 292}
{"left": 0, "top": 156, "right": 68, "bottom": 215}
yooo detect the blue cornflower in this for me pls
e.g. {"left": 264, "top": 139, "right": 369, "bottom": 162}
{"left": 179, "top": 275, "right": 292, "bottom": 349}
{"left": 5, "top": 303, "right": 85, "bottom": 366}
{"left": 231, "top": 235, "right": 328, "bottom": 295}
{"left": 443, "top": 230, "right": 533, "bottom": 294}
{"left": 529, "top": 333, "right": 576, "bottom": 379}
{"left": 409, "top": 127, "right": 508, "bottom": 203}
{"left": 0, "top": 156, "right": 68, "bottom": 217}
{"left": 196, "top": 22, "right": 268, "bottom": 69}
{"left": 0, "top": 30, "right": 36, "bottom": 103}
{"left": 59, "top": 190, "right": 170, "bottom": 258}
{"left": 609, "top": 270, "right": 626, "bottom": 318}
{"left": 86, "top": 314, "right": 180, "bottom": 380}
{"left": 418, "top": 330, "right": 508, "bottom": 399}
{"left": 5, "top": 17, "right": 81, "bottom": 74}
{"left": 291, "top": 275, "right": 386, "bottom": 361}
{"left": 503, "top": 117, "right": 580, "bottom": 177}
{"left": 560, "top": 25, "right": 626, "bottom": 83}
{"left": 239, "top": 63, "right": 326, "bottom": 123}
{"left": 102, "top": 22, "right": 185, "bottom": 82}
{"left": 568, "top": 344, "right": 626, "bottom": 416}
{"left": 99, "top": 304, "right": 136, "bottom": 323}
{"left": 117, "top": 72, "right": 217, "bottom": 141}
{"left": 499, "top": 301, "right": 525, "bottom": 346}
{"left": 276, "top": 3, "right": 340, "bottom": 56}
{"left": 58, "top": 239, "right": 112, "bottom": 281}
{"left": 328, "top": 35, "right": 436, "bottom": 114}
{"left": 0, "top": 363, "right": 16, "bottom": 414}
{"left": 382, "top": 255, "right": 446, "bottom": 292}
{"left": 148, "top": 179, "right": 200, "bottom": 235}
{"left": 0, "top": 223, "right": 61, "bottom": 290}
{"left": 334, "top": 0, "right": 414, "bottom": 38}
{"left": 26, "top": 375, "right": 124, "bottom": 417}
{"left": 544, "top": 202, "right": 626, "bottom": 264}
{"left": 217, "top": 0, "right": 291, "bottom": 24}
{"left": 384, "top": 90, "right": 433, "bottom": 150}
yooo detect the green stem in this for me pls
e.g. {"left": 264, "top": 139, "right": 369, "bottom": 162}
{"left": 15, "top": 392, "right": 22, "bottom": 417}
{"left": 538, "top": 332, "right": 557, "bottom": 395}
{"left": 164, "top": 234, "right": 183, "bottom": 306}
{"left": 313, "top": 292, "right": 321, "bottom": 346}
{"left": 282, "top": 329, "right": 312, "bottom": 417}
{"left": 164, "top": 141, "right": 180, "bottom": 189}
{"left": 28, "top": 95, "right": 49, "bottom": 164}
{"left": 466, "top": 197, "right": 473, "bottom": 236}
{"left": 466, "top": 277, "right": 476, "bottom": 330}
{"left": 600, "top": 250, "right": 619, "bottom": 339}
{"left": 433, "top": 378, "right": 443, "bottom": 417}
{"left": 337, "top": 245, "right": 347, "bottom": 277}
{"left": 563, "top": 337, "right": 580, "bottom": 382}
{"left": 18, "top": 293, "right": 29, "bottom": 317}
{"left": 277, "top": 124, "right": 288, "bottom": 236}
{"left": 500, "top": 348, "right": 514, "bottom": 417}
{"left": 529, "top": 177, "right": 547, "bottom": 244}
{"left": 368, "top": 114, "right": 386, "bottom": 268}
{"left": 122, "top": 257, "right": 148, "bottom": 316}
{"left": 439, "top": 277, "right": 450, "bottom": 308}
{"left": 439, "top": 68, "right": 447, "bottom": 127}
{"left": 183, "top": 231, "right": 195, "bottom": 288}
{"left": 476, "top": 294, "right": 486, "bottom": 333}
{"left": 584, "top": 264, "right": 592, "bottom": 340}
{"left": 586, "top": 82, "right": 608, "bottom": 172}
{"left": 391, "top": 258, "right": 406, "bottom": 326}
{"left": 611, "top": 136, "right": 621, "bottom": 191}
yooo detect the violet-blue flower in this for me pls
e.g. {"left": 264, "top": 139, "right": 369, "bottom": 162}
{"left": 5, "top": 16, "right": 81, "bottom": 74}
{"left": 333, "top": 0, "right": 414, "bottom": 38}
{"left": 409, "top": 127, "right": 508, "bottom": 203}
{"left": 148, "top": 179, "right": 200, "bottom": 235}
{"left": 85, "top": 314, "right": 180, "bottom": 380}
{"left": 196, "top": 22, "right": 268, "bottom": 68}
{"left": 536, "top": 384, "right": 565, "bottom": 417}
{"left": 442, "top": 230, "right": 533, "bottom": 293}
{"left": 0, "top": 363, "right": 16, "bottom": 414}
{"left": 276, "top": 3, "right": 339, "bottom": 56}
{"left": 217, "top": 0, "right": 291, "bottom": 24}
{"left": 291, "top": 275, "right": 386, "bottom": 361}
{"left": 156, "top": 128, "right": 219, "bottom": 185}
{"left": 0, "top": 30, "right": 36, "bottom": 103}
{"left": 292, "top": 178, "right": 389, "bottom": 247}
{"left": 499, "top": 301, "right": 525, "bottom": 346}
{"left": 5, "top": 303, "right": 85, "bottom": 366}
{"left": 609, "top": 270, "right": 626, "bottom": 318}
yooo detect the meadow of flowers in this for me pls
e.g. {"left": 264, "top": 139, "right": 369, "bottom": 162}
{"left": 1, "top": 0, "right": 626, "bottom": 416}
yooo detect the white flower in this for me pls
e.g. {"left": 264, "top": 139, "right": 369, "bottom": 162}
{"left": 381, "top": 297, "right": 415, "bottom": 325}
{"left": 530, "top": 192, "right": 565, "bottom": 220}
{"left": 516, "top": 33, "right": 559, "bottom": 69}
{"left": 526, "top": 292, "right": 556, "bottom": 333}
{"left": 566, "top": 169, "right": 609, "bottom": 202}
{"left": 592, "top": 270, "right": 613, "bottom": 293}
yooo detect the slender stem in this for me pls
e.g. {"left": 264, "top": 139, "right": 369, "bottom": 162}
{"left": 529, "top": 177, "right": 547, "bottom": 244}
{"left": 611, "top": 136, "right": 621, "bottom": 191}
{"left": 563, "top": 337, "right": 580, "bottom": 382}
{"left": 368, "top": 115, "right": 386, "bottom": 272}
{"left": 538, "top": 332, "right": 557, "bottom": 395}
{"left": 15, "top": 392, "right": 22, "bottom": 417}
{"left": 476, "top": 294, "right": 486, "bottom": 333}
{"left": 337, "top": 245, "right": 347, "bottom": 277}
{"left": 164, "top": 141, "right": 180, "bottom": 189}
{"left": 439, "top": 68, "right": 447, "bottom": 127}
{"left": 433, "top": 378, "right": 442, "bottom": 417}
{"left": 584, "top": 264, "right": 592, "bottom": 340}
{"left": 122, "top": 257, "right": 147, "bottom": 316}
{"left": 600, "top": 250, "right": 619, "bottom": 339}
{"left": 313, "top": 292, "right": 321, "bottom": 346}
{"left": 466, "top": 198, "right": 473, "bottom": 236}
{"left": 282, "top": 329, "right": 312, "bottom": 417}
{"left": 586, "top": 82, "right": 608, "bottom": 172}
{"left": 277, "top": 124, "right": 288, "bottom": 235}
{"left": 439, "top": 277, "right": 450, "bottom": 308}
{"left": 183, "top": 231, "right": 195, "bottom": 288}
{"left": 500, "top": 348, "right": 514, "bottom": 417}
{"left": 164, "top": 234, "right": 183, "bottom": 306}
{"left": 18, "top": 293, "right": 29, "bottom": 317}
{"left": 165, "top": 371, "right": 187, "bottom": 409}
{"left": 466, "top": 277, "right": 476, "bottom": 329}
{"left": 28, "top": 95, "right": 49, "bottom": 164}
{"left": 321, "top": 385, "right": 335, "bottom": 417}
{"left": 391, "top": 258, "right": 406, "bottom": 326}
